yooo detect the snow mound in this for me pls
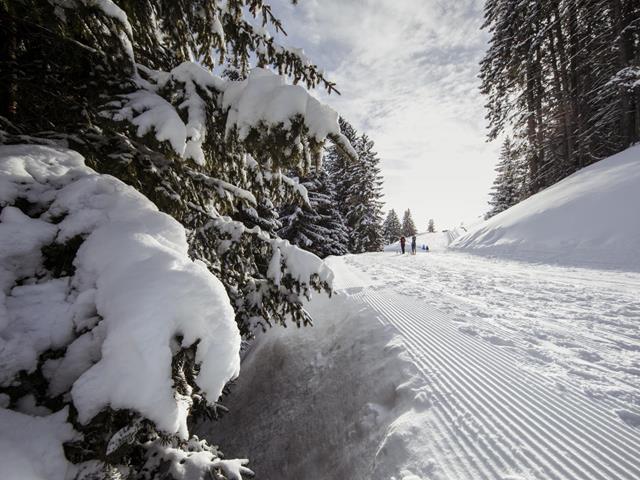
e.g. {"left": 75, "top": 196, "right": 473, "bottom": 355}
{"left": 196, "top": 291, "right": 435, "bottom": 480}
{"left": 453, "top": 145, "right": 640, "bottom": 271}
{"left": 0, "top": 145, "right": 241, "bottom": 442}
{"left": 0, "top": 407, "right": 77, "bottom": 480}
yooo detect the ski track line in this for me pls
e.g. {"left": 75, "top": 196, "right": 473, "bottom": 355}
{"left": 352, "top": 288, "right": 575, "bottom": 479}
{"left": 347, "top": 287, "right": 496, "bottom": 480}
{"left": 385, "top": 291, "right": 640, "bottom": 451}
{"left": 369, "top": 264, "right": 640, "bottom": 412}
{"left": 393, "top": 337, "right": 510, "bottom": 480}
{"left": 367, "top": 296, "right": 639, "bottom": 480}
{"left": 376, "top": 288, "right": 640, "bottom": 476}
{"left": 377, "top": 301, "right": 628, "bottom": 480}
{"left": 359, "top": 289, "right": 640, "bottom": 480}
{"left": 366, "top": 294, "right": 587, "bottom": 480}
{"left": 380, "top": 290, "right": 640, "bottom": 478}
{"left": 403, "top": 285, "right": 640, "bottom": 404}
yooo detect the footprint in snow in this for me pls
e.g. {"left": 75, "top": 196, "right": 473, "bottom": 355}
{"left": 458, "top": 325, "right": 479, "bottom": 336}
{"left": 575, "top": 349, "right": 602, "bottom": 362}
{"left": 483, "top": 335, "right": 516, "bottom": 347}
{"left": 615, "top": 408, "right": 640, "bottom": 428}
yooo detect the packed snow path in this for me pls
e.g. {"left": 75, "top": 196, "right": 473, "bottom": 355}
{"left": 204, "top": 250, "right": 640, "bottom": 479}
{"left": 330, "top": 252, "right": 640, "bottom": 479}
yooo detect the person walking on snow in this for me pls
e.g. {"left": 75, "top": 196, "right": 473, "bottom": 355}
{"left": 411, "top": 235, "right": 417, "bottom": 255}
{"left": 400, "top": 236, "right": 406, "bottom": 254}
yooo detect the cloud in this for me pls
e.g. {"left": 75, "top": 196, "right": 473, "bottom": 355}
{"left": 269, "top": 0, "right": 499, "bottom": 229}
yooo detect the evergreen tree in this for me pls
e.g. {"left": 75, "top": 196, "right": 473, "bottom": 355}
{"left": 279, "top": 168, "right": 349, "bottom": 258}
{"left": 402, "top": 209, "right": 418, "bottom": 237}
{"left": 480, "top": 0, "right": 640, "bottom": 195}
{"left": 427, "top": 219, "right": 436, "bottom": 233}
{"left": 383, "top": 209, "right": 403, "bottom": 244}
{"left": 486, "top": 137, "right": 527, "bottom": 218}
{"left": 326, "top": 119, "right": 385, "bottom": 253}
{"left": 0, "top": 2, "right": 358, "bottom": 478}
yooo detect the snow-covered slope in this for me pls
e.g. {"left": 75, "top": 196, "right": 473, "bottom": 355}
{"left": 198, "top": 292, "right": 426, "bottom": 480}
{"left": 207, "top": 253, "right": 640, "bottom": 479}
{"left": 453, "top": 145, "right": 640, "bottom": 271}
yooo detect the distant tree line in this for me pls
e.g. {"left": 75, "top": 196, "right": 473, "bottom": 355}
{"left": 482, "top": 0, "right": 640, "bottom": 217}
{"left": 382, "top": 210, "right": 436, "bottom": 243}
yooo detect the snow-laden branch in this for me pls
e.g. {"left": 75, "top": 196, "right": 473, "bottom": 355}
{"left": 107, "top": 63, "right": 356, "bottom": 167}
{"left": 223, "top": 68, "right": 357, "bottom": 160}
{"left": 0, "top": 144, "right": 246, "bottom": 478}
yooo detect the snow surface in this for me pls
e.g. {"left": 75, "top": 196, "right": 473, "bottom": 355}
{"left": 0, "top": 145, "right": 243, "bottom": 479}
{"left": 452, "top": 145, "right": 640, "bottom": 271}
{"left": 0, "top": 407, "right": 77, "bottom": 480}
{"left": 197, "top": 292, "right": 429, "bottom": 479}
{"left": 202, "top": 252, "right": 640, "bottom": 479}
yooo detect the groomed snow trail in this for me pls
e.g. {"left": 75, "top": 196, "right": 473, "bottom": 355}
{"left": 329, "top": 252, "right": 640, "bottom": 479}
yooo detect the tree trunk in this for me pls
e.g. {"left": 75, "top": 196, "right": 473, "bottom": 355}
{"left": 0, "top": 10, "right": 18, "bottom": 118}
{"left": 525, "top": 56, "right": 540, "bottom": 194}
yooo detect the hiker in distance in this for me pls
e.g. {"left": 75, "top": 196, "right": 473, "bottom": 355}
{"left": 400, "top": 236, "right": 406, "bottom": 254}
{"left": 411, "top": 235, "right": 417, "bottom": 255}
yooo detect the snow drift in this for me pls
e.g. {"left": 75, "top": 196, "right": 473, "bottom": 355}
{"left": 453, "top": 145, "right": 640, "bottom": 271}
{"left": 196, "top": 292, "right": 430, "bottom": 480}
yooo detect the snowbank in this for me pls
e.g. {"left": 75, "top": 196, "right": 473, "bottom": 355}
{"left": 0, "top": 145, "right": 242, "bottom": 478}
{"left": 196, "top": 289, "right": 433, "bottom": 479}
{"left": 223, "top": 68, "right": 357, "bottom": 159}
{"left": 453, "top": 145, "right": 640, "bottom": 271}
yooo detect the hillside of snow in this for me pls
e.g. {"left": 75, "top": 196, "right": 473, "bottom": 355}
{"left": 452, "top": 145, "right": 640, "bottom": 271}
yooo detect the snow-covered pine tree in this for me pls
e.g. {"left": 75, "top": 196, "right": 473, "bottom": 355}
{"left": 402, "top": 209, "right": 418, "bottom": 237}
{"left": 0, "top": 1, "right": 358, "bottom": 479}
{"left": 427, "top": 219, "right": 436, "bottom": 233}
{"left": 351, "top": 133, "right": 385, "bottom": 252}
{"left": 327, "top": 117, "right": 360, "bottom": 235}
{"left": 278, "top": 167, "right": 349, "bottom": 258}
{"left": 486, "top": 137, "right": 527, "bottom": 218}
{"left": 480, "top": 0, "right": 640, "bottom": 194}
{"left": 383, "top": 209, "right": 403, "bottom": 244}
{"left": 326, "top": 119, "right": 385, "bottom": 253}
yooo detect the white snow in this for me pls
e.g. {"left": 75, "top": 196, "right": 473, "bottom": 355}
{"left": 83, "top": 0, "right": 132, "bottom": 36}
{"left": 452, "top": 145, "right": 640, "bottom": 271}
{"left": 81, "top": 0, "right": 135, "bottom": 63}
{"left": 271, "top": 238, "right": 334, "bottom": 286}
{"left": 143, "top": 437, "right": 253, "bottom": 480}
{"left": 202, "top": 250, "right": 640, "bottom": 479}
{"left": 0, "top": 144, "right": 241, "bottom": 465}
{"left": 112, "top": 89, "right": 189, "bottom": 157}
{"left": 0, "top": 407, "right": 77, "bottom": 480}
{"left": 196, "top": 292, "right": 429, "bottom": 479}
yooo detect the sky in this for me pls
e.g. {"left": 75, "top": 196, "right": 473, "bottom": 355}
{"left": 268, "top": 0, "right": 499, "bottom": 231}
